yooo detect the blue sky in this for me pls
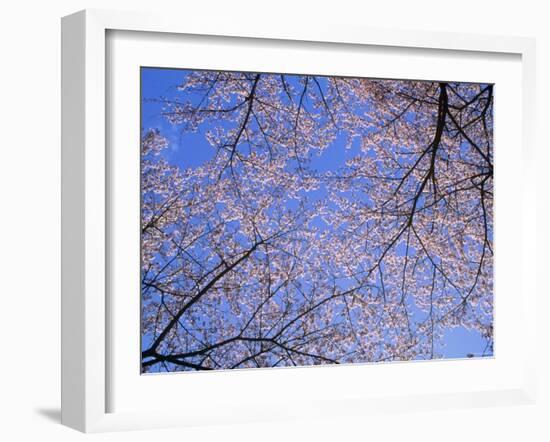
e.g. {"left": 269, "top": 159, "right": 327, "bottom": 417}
{"left": 141, "top": 66, "right": 492, "bottom": 361}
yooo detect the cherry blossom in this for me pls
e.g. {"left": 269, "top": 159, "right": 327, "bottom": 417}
{"left": 141, "top": 71, "right": 493, "bottom": 372}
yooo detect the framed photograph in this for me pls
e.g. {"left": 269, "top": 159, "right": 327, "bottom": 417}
{"left": 61, "top": 9, "right": 537, "bottom": 432}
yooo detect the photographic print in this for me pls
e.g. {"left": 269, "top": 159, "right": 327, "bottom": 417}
{"left": 140, "top": 68, "right": 494, "bottom": 373}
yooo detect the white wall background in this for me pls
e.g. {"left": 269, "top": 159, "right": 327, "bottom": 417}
{"left": 0, "top": 1, "right": 547, "bottom": 440}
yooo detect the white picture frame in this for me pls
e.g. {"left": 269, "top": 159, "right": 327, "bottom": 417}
{"left": 61, "top": 9, "right": 537, "bottom": 433}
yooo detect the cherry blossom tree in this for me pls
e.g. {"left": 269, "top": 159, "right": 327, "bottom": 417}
{"left": 141, "top": 70, "right": 493, "bottom": 372}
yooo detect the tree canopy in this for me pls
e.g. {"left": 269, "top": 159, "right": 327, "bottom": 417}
{"left": 141, "top": 70, "right": 493, "bottom": 372}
